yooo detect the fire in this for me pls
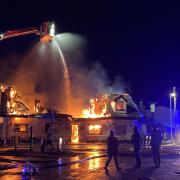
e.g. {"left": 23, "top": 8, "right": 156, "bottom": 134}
{"left": 6, "top": 87, "right": 19, "bottom": 114}
{"left": 10, "top": 89, "right": 16, "bottom": 98}
{"left": 71, "top": 125, "right": 79, "bottom": 143}
{"left": 82, "top": 94, "right": 110, "bottom": 118}
{"left": 89, "top": 125, "right": 102, "bottom": 134}
{"left": 1, "top": 86, "right": 28, "bottom": 115}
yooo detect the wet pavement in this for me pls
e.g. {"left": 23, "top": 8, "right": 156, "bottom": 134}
{"left": 1, "top": 143, "right": 180, "bottom": 179}
{"left": 1, "top": 155, "right": 180, "bottom": 180}
{"left": 34, "top": 155, "right": 180, "bottom": 180}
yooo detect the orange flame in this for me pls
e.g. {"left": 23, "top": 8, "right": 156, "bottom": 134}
{"left": 71, "top": 125, "right": 79, "bottom": 143}
{"left": 82, "top": 94, "right": 110, "bottom": 118}
{"left": 6, "top": 87, "right": 21, "bottom": 115}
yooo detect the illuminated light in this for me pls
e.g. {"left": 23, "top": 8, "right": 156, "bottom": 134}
{"left": 170, "top": 93, "right": 176, "bottom": 97}
{"left": 40, "top": 22, "right": 55, "bottom": 43}
{"left": 57, "top": 158, "right": 62, "bottom": 165}
{"left": 0, "top": 33, "right": 4, "bottom": 40}
{"left": 50, "top": 24, "right": 55, "bottom": 36}
{"left": 170, "top": 87, "right": 176, "bottom": 97}
{"left": 0, "top": 85, "right": 4, "bottom": 91}
{"left": 59, "top": 138, "right": 63, "bottom": 150}
{"left": 71, "top": 125, "right": 79, "bottom": 143}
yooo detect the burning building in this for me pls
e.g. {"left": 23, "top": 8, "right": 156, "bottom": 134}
{"left": 0, "top": 85, "right": 142, "bottom": 145}
{"left": 0, "top": 86, "right": 29, "bottom": 115}
{"left": 0, "top": 86, "right": 72, "bottom": 145}
{"left": 72, "top": 93, "right": 142, "bottom": 143}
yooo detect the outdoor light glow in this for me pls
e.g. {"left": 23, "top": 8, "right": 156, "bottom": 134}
{"left": 169, "top": 86, "right": 177, "bottom": 143}
{"left": 0, "top": 85, "right": 4, "bottom": 91}
{"left": 170, "top": 87, "right": 176, "bottom": 97}
{"left": 170, "top": 92, "right": 176, "bottom": 97}
{"left": 59, "top": 138, "right": 63, "bottom": 150}
{"left": 0, "top": 34, "right": 4, "bottom": 40}
{"left": 50, "top": 24, "right": 55, "bottom": 36}
{"left": 57, "top": 158, "right": 62, "bottom": 165}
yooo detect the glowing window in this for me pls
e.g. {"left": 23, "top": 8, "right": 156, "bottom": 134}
{"left": 116, "top": 101, "right": 125, "bottom": 111}
{"left": 89, "top": 125, "right": 102, "bottom": 135}
{"left": 14, "top": 124, "right": 28, "bottom": 132}
{"left": 71, "top": 125, "right": 79, "bottom": 143}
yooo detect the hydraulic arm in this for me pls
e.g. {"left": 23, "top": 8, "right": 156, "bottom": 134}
{"left": 0, "top": 21, "right": 55, "bottom": 42}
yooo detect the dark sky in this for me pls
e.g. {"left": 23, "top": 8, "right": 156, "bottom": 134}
{"left": 1, "top": 1, "right": 180, "bottom": 107}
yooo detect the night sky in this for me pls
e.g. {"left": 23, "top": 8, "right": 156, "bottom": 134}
{"left": 1, "top": 1, "right": 180, "bottom": 107}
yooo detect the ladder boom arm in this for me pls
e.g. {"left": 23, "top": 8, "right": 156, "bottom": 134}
{"left": 0, "top": 28, "right": 39, "bottom": 41}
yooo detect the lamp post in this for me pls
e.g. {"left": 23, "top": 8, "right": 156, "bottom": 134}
{"left": 170, "top": 87, "right": 176, "bottom": 143}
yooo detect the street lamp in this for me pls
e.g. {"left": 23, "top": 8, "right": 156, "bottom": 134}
{"left": 170, "top": 87, "right": 177, "bottom": 143}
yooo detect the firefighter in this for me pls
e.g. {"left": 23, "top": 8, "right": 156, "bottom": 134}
{"left": 131, "top": 126, "right": 142, "bottom": 168}
{"left": 104, "top": 130, "right": 120, "bottom": 172}
{"left": 150, "top": 126, "right": 162, "bottom": 167}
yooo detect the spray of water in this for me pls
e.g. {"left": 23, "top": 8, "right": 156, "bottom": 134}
{"left": 53, "top": 39, "right": 72, "bottom": 114}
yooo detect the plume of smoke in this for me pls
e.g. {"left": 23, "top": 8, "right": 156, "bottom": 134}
{"left": 69, "top": 60, "right": 129, "bottom": 116}
{"left": 0, "top": 33, "right": 130, "bottom": 116}
{"left": 9, "top": 42, "right": 65, "bottom": 113}
{"left": 0, "top": 54, "right": 21, "bottom": 84}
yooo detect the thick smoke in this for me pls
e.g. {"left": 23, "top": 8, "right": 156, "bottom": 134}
{"left": 69, "top": 61, "right": 129, "bottom": 116}
{"left": 0, "top": 54, "right": 21, "bottom": 84}
{"left": 11, "top": 42, "right": 65, "bottom": 112}
{"left": 58, "top": 33, "right": 130, "bottom": 116}
{"left": 0, "top": 33, "right": 129, "bottom": 116}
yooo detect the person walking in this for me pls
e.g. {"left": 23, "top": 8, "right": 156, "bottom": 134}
{"left": 131, "top": 126, "right": 142, "bottom": 168}
{"left": 150, "top": 126, "right": 162, "bottom": 167}
{"left": 104, "top": 130, "right": 120, "bottom": 172}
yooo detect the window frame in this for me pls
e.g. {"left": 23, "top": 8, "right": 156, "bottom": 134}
{"left": 88, "top": 125, "right": 102, "bottom": 135}
{"left": 14, "top": 124, "right": 28, "bottom": 133}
